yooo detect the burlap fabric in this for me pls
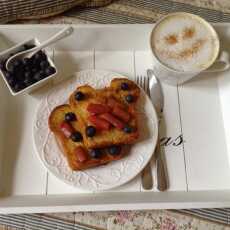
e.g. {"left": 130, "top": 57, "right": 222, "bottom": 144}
{"left": 0, "top": 0, "right": 113, "bottom": 23}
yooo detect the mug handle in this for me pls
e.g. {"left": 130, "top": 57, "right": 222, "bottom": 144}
{"left": 204, "top": 51, "right": 230, "bottom": 73}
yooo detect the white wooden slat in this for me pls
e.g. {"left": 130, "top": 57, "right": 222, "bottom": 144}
{"left": 0, "top": 77, "right": 9, "bottom": 193}
{"left": 218, "top": 73, "right": 230, "bottom": 166}
{"left": 52, "top": 51, "right": 94, "bottom": 84}
{"left": 107, "top": 176, "right": 141, "bottom": 192}
{"left": 47, "top": 174, "right": 91, "bottom": 194}
{"left": 2, "top": 94, "right": 47, "bottom": 195}
{"left": 95, "top": 51, "right": 135, "bottom": 78}
{"left": 160, "top": 84, "right": 187, "bottom": 191}
{"left": 1, "top": 190, "right": 230, "bottom": 213}
{"left": 135, "top": 51, "right": 187, "bottom": 192}
{"left": 0, "top": 52, "right": 56, "bottom": 196}
{"left": 95, "top": 51, "right": 141, "bottom": 192}
{"left": 0, "top": 25, "right": 152, "bottom": 52}
{"left": 47, "top": 51, "right": 94, "bottom": 195}
{"left": 179, "top": 75, "right": 230, "bottom": 190}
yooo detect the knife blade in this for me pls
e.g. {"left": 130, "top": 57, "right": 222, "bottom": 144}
{"left": 148, "top": 69, "right": 164, "bottom": 119}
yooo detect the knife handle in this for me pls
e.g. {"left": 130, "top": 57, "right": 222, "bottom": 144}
{"left": 156, "top": 139, "right": 168, "bottom": 191}
{"left": 141, "top": 161, "right": 153, "bottom": 190}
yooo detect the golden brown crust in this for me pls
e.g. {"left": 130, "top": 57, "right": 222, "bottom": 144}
{"left": 49, "top": 104, "right": 127, "bottom": 171}
{"left": 48, "top": 78, "right": 140, "bottom": 171}
{"left": 69, "top": 78, "right": 140, "bottom": 149}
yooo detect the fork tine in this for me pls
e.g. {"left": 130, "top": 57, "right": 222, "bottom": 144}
{"left": 143, "top": 76, "right": 146, "bottom": 91}
{"left": 136, "top": 75, "right": 148, "bottom": 93}
{"left": 140, "top": 75, "right": 143, "bottom": 89}
{"left": 144, "top": 76, "right": 147, "bottom": 92}
{"left": 146, "top": 75, "right": 150, "bottom": 95}
{"left": 136, "top": 75, "right": 140, "bottom": 86}
{"left": 142, "top": 76, "right": 145, "bottom": 90}
{"left": 135, "top": 75, "right": 138, "bottom": 84}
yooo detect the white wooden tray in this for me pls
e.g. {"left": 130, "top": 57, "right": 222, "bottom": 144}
{"left": 0, "top": 24, "right": 230, "bottom": 214}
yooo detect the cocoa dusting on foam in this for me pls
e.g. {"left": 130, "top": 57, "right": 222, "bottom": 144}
{"left": 182, "top": 27, "right": 195, "bottom": 40}
{"left": 164, "top": 27, "right": 195, "bottom": 45}
{"left": 165, "top": 34, "right": 178, "bottom": 45}
{"left": 157, "top": 38, "right": 206, "bottom": 60}
{"left": 179, "top": 38, "right": 206, "bottom": 59}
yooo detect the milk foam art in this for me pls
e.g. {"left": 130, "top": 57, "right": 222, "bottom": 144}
{"left": 151, "top": 13, "right": 219, "bottom": 72}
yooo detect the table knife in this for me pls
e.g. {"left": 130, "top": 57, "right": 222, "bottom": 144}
{"left": 148, "top": 69, "right": 168, "bottom": 191}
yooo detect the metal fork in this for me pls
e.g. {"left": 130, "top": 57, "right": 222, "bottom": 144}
{"left": 135, "top": 75, "right": 154, "bottom": 190}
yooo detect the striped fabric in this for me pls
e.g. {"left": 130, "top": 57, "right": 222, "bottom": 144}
{"left": 64, "top": 0, "right": 230, "bottom": 23}
{"left": 0, "top": 214, "right": 95, "bottom": 230}
{"left": 0, "top": 209, "right": 229, "bottom": 229}
{"left": 178, "top": 208, "right": 230, "bottom": 226}
{"left": 82, "top": 0, "right": 114, "bottom": 7}
{"left": 0, "top": 0, "right": 113, "bottom": 23}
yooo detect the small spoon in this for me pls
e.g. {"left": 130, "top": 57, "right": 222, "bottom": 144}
{"left": 6, "top": 26, "right": 74, "bottom": 71}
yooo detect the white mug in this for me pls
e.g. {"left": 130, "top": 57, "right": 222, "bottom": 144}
{"left": 150, "top": 12, "right": 230, "bottom": 85}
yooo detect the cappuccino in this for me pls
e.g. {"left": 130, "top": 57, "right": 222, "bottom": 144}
{"left": 151, "top": 13, "right": 219, "bottom": 72}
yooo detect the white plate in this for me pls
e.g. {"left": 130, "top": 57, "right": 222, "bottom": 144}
{"left": 33, "top": 69, "right": 158, "bottom": 191}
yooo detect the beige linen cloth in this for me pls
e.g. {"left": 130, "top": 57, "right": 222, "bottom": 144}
{"left": 0, "top": 0, "right": 113, "bottom": 23}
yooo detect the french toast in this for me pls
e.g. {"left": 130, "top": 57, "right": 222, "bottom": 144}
{"left": 48, "top": 78, "right": 140, "bottom": 171}
{"left": 49, "top": 104, "right": 125, "bottom": 171}
{"left": 69, "top": 78, "right": 140, "bottom": 149}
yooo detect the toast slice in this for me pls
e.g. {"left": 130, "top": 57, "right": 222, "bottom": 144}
{"left": 69, "top": 78, "right": 140, "bottom": 149}
{"left": 49, "top": 104, "right": 125, "bottom": 171}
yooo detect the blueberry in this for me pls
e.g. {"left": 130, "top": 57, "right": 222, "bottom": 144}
{"left": 13, "top": 59, "right": 22, "bottom": 68}
{"left": 0, "top": 60, "right": 6, "bottom": 71}
{"left": 70, "top": 132, "right": 83, "bottom": 142}
{"left": 7, "top": 65, "right": 15, "bottom": 73}
{"left": 16, "top": 75, "right": 24, "bottom": 82}
{"left": 34, "top": 72, "right": 42, "bottom": 81}
{"left": 123, "top": 125, "right": 134, "bottom": 133}
{"left": 16, "top": 71, "right": 25, "bottom": 81}
{"left": 25, "top": 66, "right": 31, "bottom": 72}
{"left": 86, "top": 126, "right": 96, "bottom": 137}
{"left": 65, "top": 112, "right": 76, "bottom": 122}
{"left": 125, "top": 94, "right": 134, "bottom": 103}
{"left": 13, "top": 84, "right": 20, "bottom": 92}
{"left": 33, "top": 51, "right": 42, "bottom": 60}
{"left": 7, "top": 77, "right": 15, "bottom": 86}
{"left": 108, "top": 145, "right": 121, "bottom": 155}
{"left": 39, "top": 70, "right": 46, "bottom": 79}
{"left": 8, "top": 70, "right": 15, "bottom": 76}
{"left": 34, "top": 51, "right": 47, "bottom": 61}
{"left": 32, "top": 58, "right": 40, "bottom": 68}
{"left": 75, "top": 91, "right": 84, "bottom": 101}
{"left": 40, "top": 51, "right": 47, "bottom": 59}
{"left": 121, "top": 82, "right": 129, "bottom": 90}
{"left": 13, "top": 83, "right": 24, "bottom": 92}
{"left": 40, "top": 60, "right": 49, "bottom": 70}
{"left": 89, "top": 149, "right": 102, "bottom": 158}
{"left": 22, "top": 58, "right": 30, "bottom": 66}
{"left": 24, "top": 71, "right": 32, "bottom": 79}
{"left": 4, "top": 71, "right": 12, "bottom": 79}
{"left": 45, "top": 66, "right": 56, "bottom": 76}
{"left": 32, "top": 68, "right": 38, "bottom": 73}
{"left": 24, "top": 78, "right": 34, "bottom": 87}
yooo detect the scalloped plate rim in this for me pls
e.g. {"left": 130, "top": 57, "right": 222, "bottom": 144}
{"left": 33, "top": 69, "right": 158, "bottom": 191}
